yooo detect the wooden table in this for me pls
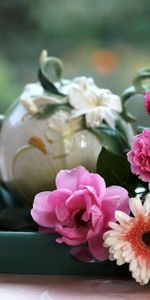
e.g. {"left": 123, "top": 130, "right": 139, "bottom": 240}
{"left": 0, "top": 275, "right": 149, "bottom": 299}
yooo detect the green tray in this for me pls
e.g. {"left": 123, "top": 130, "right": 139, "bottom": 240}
{"left": 0, "top": 231, "right": 130, "bottom": 276}
{"left": 0, "top": 186, "right": 130, "bottom": 276}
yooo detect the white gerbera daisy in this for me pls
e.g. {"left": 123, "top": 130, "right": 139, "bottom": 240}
{"left": 103, "top": 193, "right": 150, "bottom": 285}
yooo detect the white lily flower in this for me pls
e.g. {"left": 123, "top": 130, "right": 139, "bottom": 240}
{"left": 68, "top": 77, "right": 122, "bottom": 128}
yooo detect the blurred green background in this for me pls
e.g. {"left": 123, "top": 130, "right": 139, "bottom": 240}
{"left": 0, "top": 0, "right": 150, "bottom": 119}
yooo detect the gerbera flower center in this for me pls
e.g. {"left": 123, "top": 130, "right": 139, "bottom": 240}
{"left": 142, "top": 231, "right": 150, "bottom": 247}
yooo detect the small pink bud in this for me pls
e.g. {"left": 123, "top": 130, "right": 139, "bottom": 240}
{"left": 144, "top": 91, "right": 150, "bottom": 114}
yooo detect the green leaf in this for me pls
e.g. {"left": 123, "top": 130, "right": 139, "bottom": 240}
{"left": 38, "top": 69, "right": 65, "bottom": 96}
{"left": 35, "top": 103, "right": 73, "bottom": 119}
{"left": 96, "top": 148, "right": 140, "bottom": 196}
{"left": 136, "top": 126, "right": 145, "bottom": 134}
{"left": 115, "top": 117, "right": 132, "bottom": 148}
{"left": 91, "top": 123, "right": 128, "bottom": 156}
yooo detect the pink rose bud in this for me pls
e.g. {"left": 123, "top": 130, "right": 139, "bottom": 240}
{"left": 144, "top": 91, "right": 150, "bottom": 114}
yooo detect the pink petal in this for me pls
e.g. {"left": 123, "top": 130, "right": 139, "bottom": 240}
{"left": 31, "top": 192, "right": 53, "bottom": 228}
{"left": 66, "top": 189, "right": 93, "bottom": 211}
{"left": 56, "top": 166, "right": 89, "bottom": 192}
{"left": 101, "top": 186, "right": 129, "bottom": 223}
{"left": 87, "top": 216, "right": 108, "bottom": 260}
{"left": 55, "top": 203, "right": 69, "bottom": 222}
{"left": 79, "top": 173, "right": 106, "bottom": 201}
{"left": 47, "top": 189, "right": 72, "bottom": 208}
{"left": 87, "top": 216, "right": 104, "bottom": 239}
{"left": 32, "top": 192, "right": 50, "bottom": 211}
{"left": 31, "top": 189, "right": 71, "bottom": 228}
{"left": 56, "top": 224, "right": 86, "bottom": 240}
{"left": 91, "top": 205, "right": 103, "bottom": 229}
{"left": 139, "top": 172, "right": 150, "bottom": 182}
{"left": 88, "top": 234, "right": 109, "bottom": 261}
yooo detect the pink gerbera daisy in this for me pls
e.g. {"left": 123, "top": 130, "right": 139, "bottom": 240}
{"left": 103, "top": 193, "right": 150, "bottom": 285}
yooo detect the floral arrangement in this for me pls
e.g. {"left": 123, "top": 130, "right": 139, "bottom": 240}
{"left": 1, "top": 52, "right": 150, "bottom": 285}
{"left": 29, "top": 67, "right": 150, "bottom": 285}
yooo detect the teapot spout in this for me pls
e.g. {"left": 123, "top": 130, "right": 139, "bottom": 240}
{"left": 0, "top": 115, "right": 4, "bottom": 130}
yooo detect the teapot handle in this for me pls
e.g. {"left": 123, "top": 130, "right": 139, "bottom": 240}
{"left": 122, "top": 68, "right": 150, "bottom": 102}
{"left": 121, "top": 68, "right": 150, "bottom": 122}
{"left": 38, "top": 50, "right": 65, "bottom": 96}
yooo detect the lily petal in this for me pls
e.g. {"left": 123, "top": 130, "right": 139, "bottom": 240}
{"left": 85, "top": 107, "right": 115, "bottom": 129}
{"left": 99, "top": 93, "right": 122, "bottom": 113}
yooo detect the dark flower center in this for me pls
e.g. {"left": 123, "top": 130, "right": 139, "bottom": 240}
{"left": 142, "top": 231, "right": 150, "bottom": 247}
{"left": 74, "top": 209, "right": 87, "bottom": 228}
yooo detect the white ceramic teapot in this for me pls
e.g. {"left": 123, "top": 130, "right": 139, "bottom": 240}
{"left": 0, "top": 50, "right": 133, "bottom": 203}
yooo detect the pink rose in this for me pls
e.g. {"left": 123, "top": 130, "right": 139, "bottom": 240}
{"left": 144, "top": 91, "right": 150, "bottom": 115}
{"left": 127, "top": 129, "right": 150, "bottom": 182}
{"left": 31, "top": 166, "right": 129, "bottom": 261}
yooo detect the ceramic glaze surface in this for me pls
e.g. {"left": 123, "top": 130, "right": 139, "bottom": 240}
{"left": 0, "top": 83, "right": 101, "bottom": 202}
